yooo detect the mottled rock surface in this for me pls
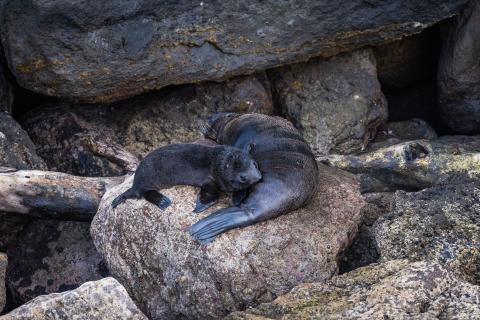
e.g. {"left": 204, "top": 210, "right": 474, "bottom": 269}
{"left": 270, "top": 49, "right": 388, "bottom": 155}
{"left": 7, "top": 220, "right": 108, "bottom": 305}
{"left": 375, "top": 181, "right": 480, "bottom": 284}
{"left": 1, "top": 277, "right": 147, "bottom": 320}
{"left": 0, "top": 0, "right": 468, "bottom": 102}
{"left": 0, "top": 112, "right": 45, "bottom": 170}
{"left": 22, "top": 75, "right": 272, "bottom": 176}
{"left": 91, "top": 164, "right": 365, "bottom": 319}
{"left": 340, "top": 192, "right": 394, "bottom": 273}
{"left": 0, "top": 253, "right": 6, "bottom": 313}
{"left": 228, "top": 260, "right": 480, "bottom": 319}
{"left": 367, "top": 118, "right": 437, "bottom": 151}
{"left": 438, "top": 0, "right": 480, "bottom": 134}
{"left": 323, "top": 135, "right": 480, "bottom": 192}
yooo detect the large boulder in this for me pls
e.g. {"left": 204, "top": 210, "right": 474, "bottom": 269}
{"left": 438, "top": 0, "right": 480, "bottom": 134}
{"left": 374, "top": 181, "right": 480, "bottom": 285}
{"left": 228, "top": 260, "right": 480, "bottom": 319}
{"left": 323, "top": 135, "right": 480, "bottom": 192}
{"left": 22, "top": 74, "right": 272, "bottom": 176}
{"left": 0, "top": 0, "right": 468, "bottom": 102}
{"left": 0, "top": 112, "right": 45, "bottom": 170}
{"left": 269, "top": 49, "right": 388, "bottom": 155}
{"left": 0, "top": 253, "right": 6, "bottom": 313}
{"left": 1, "top": 277, "right": 147, "bottom": 320}
{"left": 7, "top": 220, "right": 108, "bottom": 305}
{"left": 91, "top": 164, "right": 366, "bottom": 319}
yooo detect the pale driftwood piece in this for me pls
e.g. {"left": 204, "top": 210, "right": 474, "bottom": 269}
{"left": 0, "top": 169, "right": 125, "bottom": 221}
{"left": 81, "top": 135, "right": 140, "bottom": 172}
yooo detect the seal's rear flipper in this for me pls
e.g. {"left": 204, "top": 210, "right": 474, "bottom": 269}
{"left": 190, "top": 206, "right": 256, "bottom": 244}
{"left": 144, "top": 190, "right": 172, "bottom": 210}
{"left": 111, "top": 188, "right": 137, "bottom": 208}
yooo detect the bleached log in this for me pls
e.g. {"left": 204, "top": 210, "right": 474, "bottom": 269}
{"left": 0, "top": 168, "right": 125, "bottom": 221}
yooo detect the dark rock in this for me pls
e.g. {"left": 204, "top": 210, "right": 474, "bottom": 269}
{"left": 269, "top": 49, "right": 387, "bottom": 155}
{"left": 1, "top": 278, "right": 148, "bottom": 320}
{"left": 22, "top": 75, "right": 272, "bottom": 176}
{"left": 322, "top": 135, "right": 480, "bottom": 192}
{"left": 373, "top": 27, "right": 440, "bottom": 90}
{"left": 228, "top": 260, "right": 480, "bottom": 319}
{"left": 0, "top": 60, "right": 13, "bottom": 114}
{"left": 0, "top": 253, "right": 6, "bottom": 313}
{"left": 340, "top": 192, "right": 394, "bottom": 273}
{"left": 367, "top": 118, "right": 437, "bottom": 151}
{"left": 0, "top": 214, "right": 30, "bottom": 253}
{"left": 0, "top": 112, "right": 45, "bottom": 170}
{"left": 375, "top": 181, "right": 480, "bottom": 284}
{"left": 7, "top": 220, "right": 107, "bottom": 305}
{"left": 438, "top": 0, "right": 480, "bottom": 134}
{"left": 0, "top": 0, "right": 468, "bottom": 102}
{"left": 91, "top": 164, "right": 366, "bottom": 319}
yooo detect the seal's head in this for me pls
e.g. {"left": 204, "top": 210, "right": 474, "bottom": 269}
{"left": 214, "top": 146, "right": 261, "bottom": 192}
{"left": 202, "top": 112, "right": 240, "bottom": 140}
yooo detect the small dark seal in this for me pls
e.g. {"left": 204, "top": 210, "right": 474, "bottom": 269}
{"left": 190, "top": 113, "right": 319, "bottom": 244}
{"left": 111, "top": 143, "right": 262, "bottom": 212}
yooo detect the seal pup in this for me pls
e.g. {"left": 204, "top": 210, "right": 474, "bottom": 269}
{"left": 111, "top": 143, "right": 262, "bottom": 212}
{"left": 190, "top": 113, "right": 318, "bottom": 244}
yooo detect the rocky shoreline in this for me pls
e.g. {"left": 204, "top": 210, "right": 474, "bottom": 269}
{"left": 0, "top": 1, "right": 479, "bottom": 319}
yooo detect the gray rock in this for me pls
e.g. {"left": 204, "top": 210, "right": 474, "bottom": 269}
{"left": 375, "top": 181, "right": 480, "bottom": 285}
{"left": 0, "top": 112, "right": 45, "bottom": 170}
{"left": 322, "top": 135, "right": 480, "bottom": 192}
{"left": 438, "top": 0, "right": 480, "bottom": 134}
{"left": 367, "top": 118, "right": 437, "bottom": 151}
{"left": 228, "top": 260, "right": 480, "bottom": 319}
{"left": 7, "top": 220, "right": 108, "bottom": 305}
{"left": 1, "top": 277, "right": 147, "bottom": 320}
{"left": 269, "top": 49, "right": 388, "bottom": 155}
{"left": 340, "top": 192, "right": 394, "bottom": 273}
{"left": 0, "top": 0, "right": 468, "bottom": 102}
{"left": 0, "top": 253, "right": 6, "bottom": 313}
{"left": 22, "top": 74, "right": 272, "bottom": 176}
{"left": 91, "top": 164, "right": 366, "bottom": 319}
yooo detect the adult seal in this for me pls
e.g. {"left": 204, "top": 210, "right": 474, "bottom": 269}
{"left": 190, "top": 113, "right": 318, "bottom": 244}
{"left": 111, "top": 143, "right": 262, "bottom": 212}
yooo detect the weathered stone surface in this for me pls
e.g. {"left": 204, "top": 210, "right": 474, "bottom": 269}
{"left": 0, "top": 214, "right": 30, "bottom": 252}
{"left": 367, "top": 118, "right": 437, "bottom": 151}
{"left": 269, "top": 49, "right": 387, "bottom": 155}
{"left": 0, "top": 0, "right": 468, "bottom": 102}
{"left": 0, "top": 112, "right": 45, "bottom": 170}
{"left": 22, "top": 75, "right": 272, "bottom": 176}
{"left": 91, "top": 164, "right": 365, "bottom": 319}
{"left": 340, "top": 192, "right": 394, "bottom": 273}
{"left": 0, "top": 253, "right": 6, "bottom": 313}
{"left": 228, "top": 260, "right": 480, "bottom": 319}
{"left": 438, "top": 0, "right": 480, "bottom": 134}
{"left": 7, "top": 220, "right": 108, "bottom": 305}
{"left": 1, "top": 277, "right": 147, "bottom": 320}
{"left": 374, "top": 181, "right": 480, "bottom": 285}
{"left": 373, "top": 28, "right": 440, "bottom": 90}
{"left": 322, "top": 135, "right": 480, "bottom": 192}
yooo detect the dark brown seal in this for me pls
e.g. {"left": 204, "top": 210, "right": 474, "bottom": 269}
{"left": 111, "top": 143, "right": 262, "bottom": 212}
{"left": 190, "top": 113, "right": 318, "bottom": 244}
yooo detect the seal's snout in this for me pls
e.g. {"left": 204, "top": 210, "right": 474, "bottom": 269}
{"left": 248, "top": 163, "right": 262, "bottom": 183}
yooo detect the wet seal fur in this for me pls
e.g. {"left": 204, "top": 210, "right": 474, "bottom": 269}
{"left": 111, "top": 143, "right": 262, "bottom": 212}
{"left": 190, "top": 113, "right": 318, "bottom": 244}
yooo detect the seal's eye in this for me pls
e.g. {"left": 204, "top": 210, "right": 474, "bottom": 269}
{"left": 233, "top": 160, "right": 241, "bottom": 170}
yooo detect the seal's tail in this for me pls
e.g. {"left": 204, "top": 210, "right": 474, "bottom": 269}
{"left": 111, "top": 188, "right": 137, "bottom": 208}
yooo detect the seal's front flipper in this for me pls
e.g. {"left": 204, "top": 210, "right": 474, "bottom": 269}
{"left": 232, "top": 189, "right": 249, "bottom": 206}
{"left": 144, "top": 190, "right": 172, "bottom": 210}
{"left": 190, "top": 206, "right": 257, "bottom": 244}
{"left": 193, "top": 182, "right": 220, "bottom": 213}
